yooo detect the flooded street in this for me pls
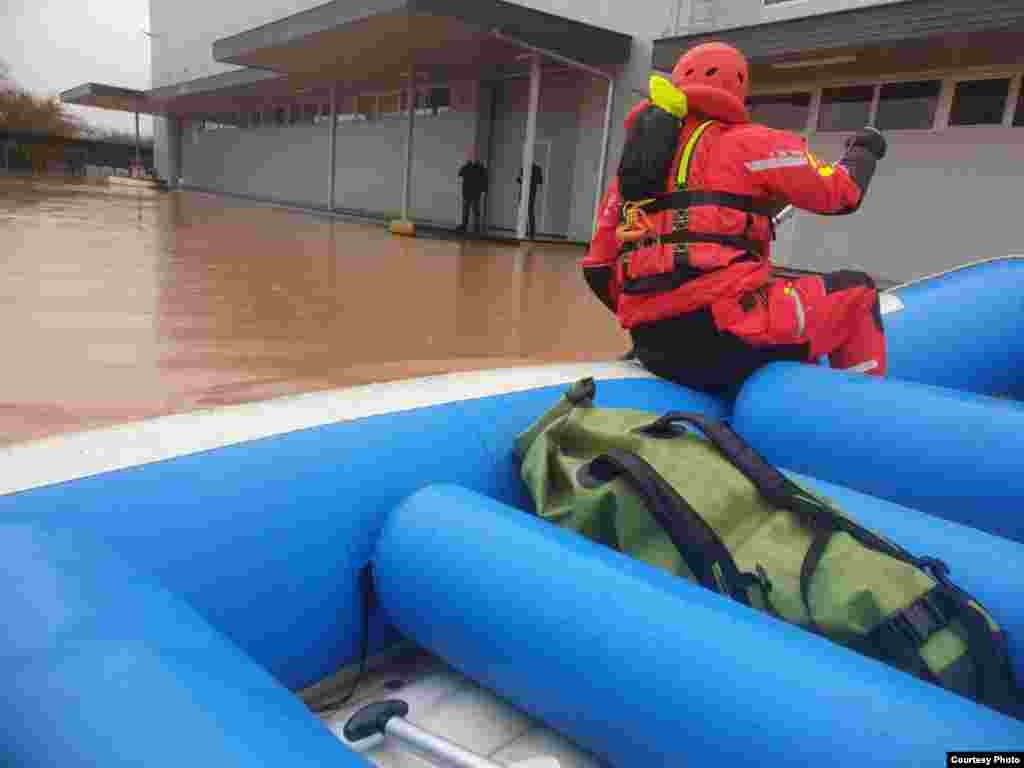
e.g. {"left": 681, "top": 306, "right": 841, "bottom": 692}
{"left": 0, "top": 177, "right": 629, "bottom": 446}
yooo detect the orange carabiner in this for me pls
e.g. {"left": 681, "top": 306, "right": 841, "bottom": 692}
{"left": 615, "top": 201, "right": 658, "bottom": 245}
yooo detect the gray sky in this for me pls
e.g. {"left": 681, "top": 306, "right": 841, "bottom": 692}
{"left": 1, "top": 0, "right": 154, "bottom": 136}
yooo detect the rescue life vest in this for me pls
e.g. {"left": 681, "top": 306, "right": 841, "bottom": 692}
{"left": 614, "top": 118, "right": 779, "bottom": 329}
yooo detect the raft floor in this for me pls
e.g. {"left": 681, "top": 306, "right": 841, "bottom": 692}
{"left": 315, "top": 647, "right": 607, "bottom": 768}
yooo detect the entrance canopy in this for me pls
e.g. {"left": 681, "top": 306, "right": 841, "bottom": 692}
{"left": 211, "top": 0, "right": 632, "bottom": 91}
{"left": 60, "top": 83, "right": 152, "bottom": 114}
{"left": 61, "top": 69, "right": 309, "bottom": 118}
{"left": 653, "top": 0, "right": 1024, "bottom": 89}
{"left": 64, "top": 0, "right": 631, "bottom": 121}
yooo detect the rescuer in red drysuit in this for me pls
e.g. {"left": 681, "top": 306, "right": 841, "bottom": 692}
{"left": 582, "top": 41, "right": 889, "bottom": 396}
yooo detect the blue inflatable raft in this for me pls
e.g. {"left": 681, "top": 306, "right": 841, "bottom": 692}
{"left": 2, "top": 259, "right": 1023, "bottom": 767}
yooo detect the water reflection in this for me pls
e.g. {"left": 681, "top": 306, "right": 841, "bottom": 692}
{"left": 0, "top": 178, "right": 627, "bottom": 444}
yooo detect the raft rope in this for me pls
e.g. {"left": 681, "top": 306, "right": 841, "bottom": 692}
{"left": 312, "top": 564, "right": 374, "bottom": 714}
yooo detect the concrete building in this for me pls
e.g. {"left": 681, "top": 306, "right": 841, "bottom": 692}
{"left": 63, "top": 0, "right": 1024, "bottom": 281}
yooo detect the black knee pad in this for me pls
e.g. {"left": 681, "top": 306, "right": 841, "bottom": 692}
{"left": 582, "top": 264, "right": 616, "bottom": 312}
{"left": 824, "top": 270, "right": 883, "bottom": 332}
{"left": 823, "top": 269, "right": 875, "bottom": 294}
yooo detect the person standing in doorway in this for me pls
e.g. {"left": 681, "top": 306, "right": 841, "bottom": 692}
{"left": 516, "top": 162, "right": 543, "bottom": 239}
{"left": 456, "top": 155, "right": 488, "bottom": 235}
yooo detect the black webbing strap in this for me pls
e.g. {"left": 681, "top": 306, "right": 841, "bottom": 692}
{"left": 798, "top": 519, "right": 835, "bottom": 636}
{"left": 620, "top": 251, "right": 760, "bottom": 296}
{"left": 636, "top": 412, "right": 915, "bottom": 562}
{"left": 951, "top": 595, "right": 1024, "bottom": 721}
{"left": 869, "top": 584, "right": 1024, "bottom": 720}
{"left": 637, "top": 413, "right": 792, "bottom": 508}
{"left": 621, "top": 230, "right": 764, "bottom": 256}
{"left": 585, "top": 449, "right": 755, "bottom": 606}
{"left": 632, "top": 189, "right": 780, "bottom": 218}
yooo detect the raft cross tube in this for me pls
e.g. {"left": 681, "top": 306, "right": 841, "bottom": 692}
{"left": 373, "top": 485, "right": 1024, "bottom": 768}
{"left": 344, "top": 700, "right": 561, "bottom": 768}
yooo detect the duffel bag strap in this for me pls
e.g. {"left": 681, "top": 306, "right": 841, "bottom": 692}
{"left": 630, "top": 410, "right": 1023, "bottom": 719}
{"left": 949, "top": 592, "right": 1024, "bottom": 721}
{"left": 583, "top": 449, "right": 767, "bottom": 608}
{"left": 636, "top": 412, "right": 917, "bottom": 562}
{"left": 869, "top": 580, "right": 1024, "bottom": 721}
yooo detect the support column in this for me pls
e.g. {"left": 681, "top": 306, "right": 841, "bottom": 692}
{"left": 168, "top": 117, "right": 183, "bottom": 187}
{"left": 516, "top": 54, "right": 541, "bottom": 240}
{"left": 592, "top": 78, "right": 615, "bottom": 235}
{"left": 134, "top": 112, "right": 141, "bottom": 175}
{"left": 390, "top": 66, "right": 417, "bottom": 236}
{"left": 328, "top": 84, "right": 337, "bottom": 210}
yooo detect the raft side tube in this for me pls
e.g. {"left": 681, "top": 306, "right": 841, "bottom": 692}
{"left": 373, "top": 484, "right": 1024, "bottom": 768}
{"left": 733, "top": 361, "right": 1024, "bottom": 544}
{"left": 883, "top": 257, "right": 1024, "bottom": 398}
{"left": 0, "top": 376, "right": 727, "bottom": 691}
{"left": 0, "top": 522, "right": 371, "bottom": 768}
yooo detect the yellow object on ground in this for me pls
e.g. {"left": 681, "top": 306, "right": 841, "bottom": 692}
{"left": 389, "top": 219, "right": 416, "bottom": 237}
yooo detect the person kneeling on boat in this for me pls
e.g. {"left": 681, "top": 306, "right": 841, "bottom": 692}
{"left": 582, "top": 42, "right": 888, "bottom": 396}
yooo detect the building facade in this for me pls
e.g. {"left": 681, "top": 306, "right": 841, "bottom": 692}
{"left": 63, "top": 0, "right": 1024, "bottom": 281}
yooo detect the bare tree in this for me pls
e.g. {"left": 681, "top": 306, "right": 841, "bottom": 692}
{"left": 0, "top": 62, "right": 84, "bottom": 138}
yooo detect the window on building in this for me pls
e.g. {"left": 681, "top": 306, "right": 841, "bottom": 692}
{"left": 817, "top": 85, "right": 874, "bottom": 131}
{"left": 303, "top": 103, "right": 318, "bottom": 123}
{"left": 1014, "top": 83, "right": 1024, "bottom": 127}
{"left": 251, "top": 110, "right": 262, "bottom": 127}
{"left": 747, "top": 92, "right": 811, "bottom": 131}
{"left": 274, "top": 107, "right": 286, "bottom": 126}
{"left": 949, "top": 78, "right": 1011, "bottom": 126}
{"left": 875, "top": 80, "right": 941, "bottom": 130}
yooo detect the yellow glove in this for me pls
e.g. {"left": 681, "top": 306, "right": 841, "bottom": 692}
{"left": 649, "top": 75, "right": 688, "bottom": 119}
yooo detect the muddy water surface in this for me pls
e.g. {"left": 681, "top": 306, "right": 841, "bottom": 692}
{"left": 0, "top": 177, "right": 628, "bottom": 445}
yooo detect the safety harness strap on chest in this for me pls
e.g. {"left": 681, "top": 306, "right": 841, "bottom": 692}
{"left": 637, "top": 189, "right": 779, "bottom": 218}
{"left": 619, "top": 119, "right": 775, "bottom": 296}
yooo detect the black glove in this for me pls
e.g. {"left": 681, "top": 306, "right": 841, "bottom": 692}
{"left": 835, "top": 126, "right": 885, "bottom": 213}
{"left": 845, "top": 126, "right": 887, "bottom": 160}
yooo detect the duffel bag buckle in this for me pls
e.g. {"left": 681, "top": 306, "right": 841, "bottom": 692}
{"left": 891, "top": 592, "right": 950, "bottom": 648}
{"left": 565, "top": 378, "right": 596, "bottom": 405}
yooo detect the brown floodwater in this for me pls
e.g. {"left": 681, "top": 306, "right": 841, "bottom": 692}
{"left": 0, "top": 176, "right": 629, "bottom": 446}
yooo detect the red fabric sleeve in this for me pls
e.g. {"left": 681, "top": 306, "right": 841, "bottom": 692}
{"left": 729, "top": 125, "right": 864, "bottom": 215}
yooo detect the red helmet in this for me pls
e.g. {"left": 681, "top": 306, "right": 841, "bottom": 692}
{"left": 670, "top": 42, "right": 750, "bottom": 124}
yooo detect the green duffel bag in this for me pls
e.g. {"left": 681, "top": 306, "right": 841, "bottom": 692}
{"left": 514, "top": 377, "right": 1023, "bottom": 721}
